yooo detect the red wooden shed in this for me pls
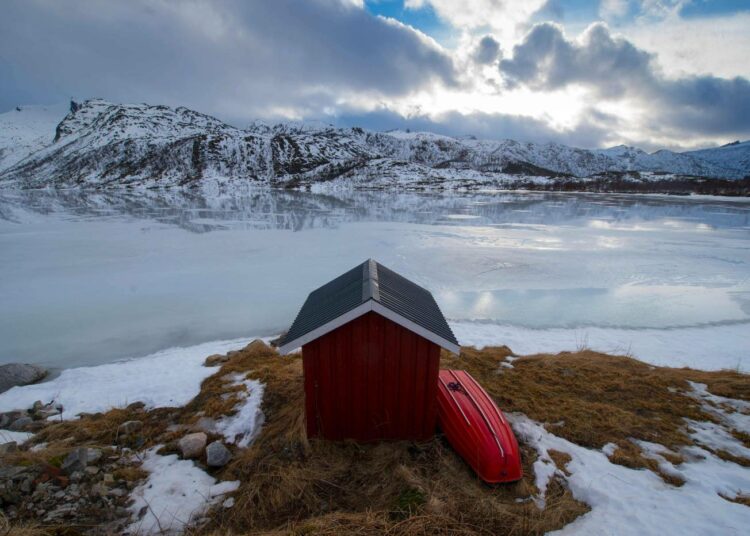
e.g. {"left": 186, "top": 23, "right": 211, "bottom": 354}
{"left": 278, "top": 259, "right": 460, "bottom": 442}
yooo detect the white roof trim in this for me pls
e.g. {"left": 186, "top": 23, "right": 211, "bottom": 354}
{"left": 278, "top": 300, "right": 460, "bottom": 355}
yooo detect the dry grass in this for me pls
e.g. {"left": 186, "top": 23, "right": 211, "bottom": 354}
{"left": 189, "top": 342, "right": 588, "bottom": 535}
{"left": 5, "top": 339, "right": 747, "bottom": 535}
{"left": 442, "top": 347, "right": 750, "bottom": 474}
{"left": 0, "top": 514, "right": 46, "bottom": 536}
{"left": 31, "top": 405, "right": 174, "bottom": 450}
{"left": 547, "top": 450, "right": 572, "bottom": 477}
{"left": 720, "top": 493, "right": 750, "bottom": 507}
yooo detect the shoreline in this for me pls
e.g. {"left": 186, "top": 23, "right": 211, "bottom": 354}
{"left": 1, "top": 319, "right": 746, "bottom": 417}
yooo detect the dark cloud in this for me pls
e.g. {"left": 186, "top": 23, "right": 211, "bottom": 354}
{"left": 499, "top": 22, "right": 750, "bottom": 137}
{"left": 473, "top": 36, "right": 502, "bottom": 65}
{"left": 500, "top": 22, "right": 653, "bottom": 97}
{"left": 0, "top": 0, "right": 456, "bottom": 121}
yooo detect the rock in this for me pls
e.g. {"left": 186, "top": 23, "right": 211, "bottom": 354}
{"left": 8, "top": 416, "right": 32, "bottom": 431}
{"left": 117, "top": 420, "right": 142, "bottom": 437}
{"left": 0, "top": 441, "right": 18, "bottom": 454}
{"left": 206, "top": 441, "right": 232, "bottom": 467}
{"left": 84, "top": 466, "right": 100, "bottom": 476}
{"left": 269, "top": 332, "right": 286, "bottom": 348}
{"left": 125, "top": 401, "right": 146, "bottom": 412}
{"left": 86, "top": 448, "right": 102, "bottom": 464}
{"left": 203, "top": 354, "right": 229, "bottom": 366}
{"left": 179, "top": 432, "right": 207, "bottom": 459}
{"left": 192, "top": 417, "right": 217, "bottom": 433}
{"left": 62, "top": 447, "right": 94, "bottom": 473}
{"left": 0, "top": 363, "right": 47, "bottom": 394}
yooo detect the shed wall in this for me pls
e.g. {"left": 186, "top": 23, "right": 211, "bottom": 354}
{"left": 302, "top": 311, "right": 440, "bottom": 441}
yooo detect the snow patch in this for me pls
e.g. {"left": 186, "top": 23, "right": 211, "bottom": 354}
{"left": 215, "top": 373, "right": 265, "bottom": 448}
{"left": 687, "top": 381, "right": 750, "bottom": 434}
{"left": 0, "top": 430, "right": 34, "bottom": 445}
{"left": 127, "top": 447, "right": 239, "bottom": 535}
{"left": 0, "top": 337, "right": 256, "bottom": 418}
{"left": 452, "top": 321, "right": 749, "bottom": 372}
{"left": 510, "top": 414, "right": 750, "bottom": 535}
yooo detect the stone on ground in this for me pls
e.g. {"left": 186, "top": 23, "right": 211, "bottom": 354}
{"left": 0, "top": 363, "right": 47, "bottom": 394}
{"left": 206, "top": 440, "right": 232, "bottom": 467}
{"left": 179, "top": 432, "right": 207, "bottom": 459}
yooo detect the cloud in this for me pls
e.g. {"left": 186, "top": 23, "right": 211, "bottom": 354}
{"left": 500, "top": 23, "right": 654, "bottom": 98}
{"left": 473, "top": 36, "right": 502, "bottom": 65}
{"left": 499, "top": 22, "right": 750, "bottom": 138}
{"left": 333, "top": 105, "right": 620, "bottom": 148}
{"left": 405, "top": 0, "right": 549, "bottom": 44}
{"left": 623, "top": 12, "right": 750, "bottom": 80}
{"left": 599, "top": 0, "right": 630, "bottom": 20}
{"left": 0, "top": 0, "right": 456, "bottom": 122}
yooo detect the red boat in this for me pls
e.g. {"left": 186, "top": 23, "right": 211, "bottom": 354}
{"left": 436, "top": 369, "right": 523, "bottom": 483}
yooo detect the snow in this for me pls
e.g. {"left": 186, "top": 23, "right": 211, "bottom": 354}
{"left": 1, "top": 99, "right": 747, "bottom": 189}
{"left": 214, "top": 373, "right": 265, "bottom": 448}
{"left": 686, "top": 420, "right": 750, "bottom": 459}
{"left": 127, "top": 447, "right": 239, "bottom": 535}
{"left": 0, "top": 430, "right": 33, "bottom": 444}
{"left": 687, "top": 382, "right": 750, "bottom": 434}
{"left": 510, "top": 413, "right": 750, "bottom": 535}
{"left": 0, "top": 103, "right": 68, "bottom": 172}
{"left": 685, "top": 381, "right": 750, "bottom": 458}
{"left": 0, "top": 338, "right": 256, "bottom": 418}
{"left": 452, "top": 322, "right": 749, "bottom": 372}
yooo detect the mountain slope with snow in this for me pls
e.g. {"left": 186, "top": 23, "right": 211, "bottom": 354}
{"left": 0, "top": 103, "right": 68, "bottom": 172}
{"left": 0, "top": 99, "right": 748, "bottom": 190}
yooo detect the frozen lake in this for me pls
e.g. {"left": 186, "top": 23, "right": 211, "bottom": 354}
{"left": 1, "top": 189, "right": 748, "bottom": 371}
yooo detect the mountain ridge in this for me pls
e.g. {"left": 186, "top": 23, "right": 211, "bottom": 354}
{"left": 0, "top": 99, "right": 748, "bottom": 191}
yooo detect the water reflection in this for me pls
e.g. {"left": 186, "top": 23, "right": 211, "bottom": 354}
{"left": 0, "top": 188, "right": 748, "bottom": 232}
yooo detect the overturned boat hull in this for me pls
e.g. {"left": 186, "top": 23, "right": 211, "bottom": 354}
{"left": 437, "top": 369, "right": 523, "bottom": 483}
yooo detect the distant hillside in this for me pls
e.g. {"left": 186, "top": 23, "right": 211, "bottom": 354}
{"left": 0, "top": 99, "right": 748, "bottom": 191}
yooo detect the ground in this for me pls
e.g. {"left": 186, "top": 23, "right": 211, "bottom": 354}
{"left": 1, "top": 341, "right": 748, "bottom": 535}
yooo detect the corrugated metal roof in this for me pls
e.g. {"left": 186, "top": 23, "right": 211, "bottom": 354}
{"left": 278, "top": 259, "right": 460, "bottom": 354}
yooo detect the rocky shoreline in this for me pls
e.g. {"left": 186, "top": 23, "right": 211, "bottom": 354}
{"left": 0, "top": 344, "right": 264, "bottom": 534}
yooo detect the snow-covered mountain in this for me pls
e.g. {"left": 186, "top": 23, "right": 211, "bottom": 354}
{"left": 0, "top": 99, "right": 748, "bottom": 190}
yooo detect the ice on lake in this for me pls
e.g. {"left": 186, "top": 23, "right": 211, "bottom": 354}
{"left": 0, "top": 189, "right": 748, "bottom": 371}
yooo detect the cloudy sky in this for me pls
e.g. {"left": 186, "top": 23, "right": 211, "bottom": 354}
{"left": 1, "top": 0, "right": 749, "bottom": 150}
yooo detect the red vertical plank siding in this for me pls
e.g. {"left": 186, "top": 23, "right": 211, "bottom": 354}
{"left": 316, "top": 334, "right": 334, "bottom": 439}
{"left": 382, "top": 317, "right": 400, "bottom": 439}
{"left": 302, "top": 341, "right": 318, "bottom": 437}
{"left": 412, "top": 337, "right": 428, "bottom": 439}
{"left": 398, "top": 328, "right": 416, "bottom": 437}
{"left": 422, "top": 344, "right": 441, "bottom": 438}
{"left": 335, "top": 324, "right": 350, "bottom": 439}
{"left": 302, "top": 311, "right": 442, "bottom": 442}
{"left": 351, "top": 315, "right": 368, "bottom": 441}
{"left": 367, "top": 314, "right": 384, "bottom": 434}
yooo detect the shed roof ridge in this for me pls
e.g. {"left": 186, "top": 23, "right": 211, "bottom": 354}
{"left": 362, "top": 258, "right": 380, "bottom": 302}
